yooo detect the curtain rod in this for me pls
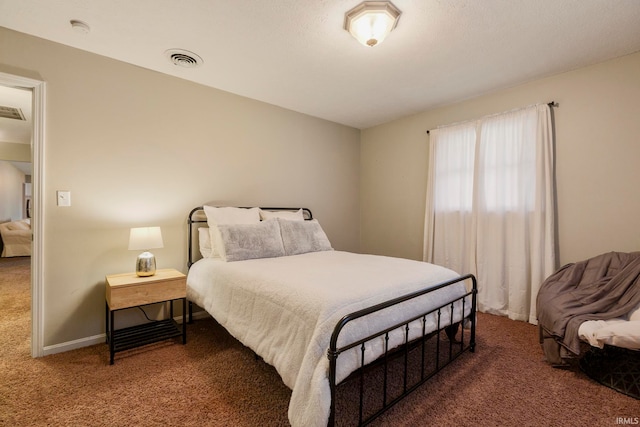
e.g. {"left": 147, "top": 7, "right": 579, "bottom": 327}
{"left": 426, "top": 101, "right": 557, "bottom": 134}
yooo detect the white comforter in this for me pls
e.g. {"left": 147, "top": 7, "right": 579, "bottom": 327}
{"left": 187, "top": 250, "right": 469, "bottom": 427}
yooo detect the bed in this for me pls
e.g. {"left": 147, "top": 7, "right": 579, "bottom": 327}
{"left": 0, "top": 219, "right": 31, "bottom": 257}
{"left": 186, "top": 206, "right": 477, "bottom": 426}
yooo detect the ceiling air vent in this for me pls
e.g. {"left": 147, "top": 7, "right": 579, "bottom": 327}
{"left": 0, "top": 106, "right": 26, "bottom": 121}
{"left": 165, "top": 49, "right": 203, "bottom": 68}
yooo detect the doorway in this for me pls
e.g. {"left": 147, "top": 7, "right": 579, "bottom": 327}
{"left": 0, "top": 72, "right": 45, "bottom": 357}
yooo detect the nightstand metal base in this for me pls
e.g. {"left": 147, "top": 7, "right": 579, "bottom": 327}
{"left": 111, "top": 318, "right": 182, "bottom": 352}
{"left": 106, "top": 298, "right": 186, "bottom": 365}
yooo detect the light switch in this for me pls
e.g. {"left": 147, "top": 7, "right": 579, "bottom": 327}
{"left": 57, "top": 191, "right": 71, "bottom": 207}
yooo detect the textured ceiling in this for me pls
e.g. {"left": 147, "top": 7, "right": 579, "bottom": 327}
{"left": 1, "top": 0, "right": 640, "bottom": 129}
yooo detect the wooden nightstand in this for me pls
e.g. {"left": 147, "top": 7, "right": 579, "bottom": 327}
{"left": 105, "top": 268, "right": 186, "bottom": 364}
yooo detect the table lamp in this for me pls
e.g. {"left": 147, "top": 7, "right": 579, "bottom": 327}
{"left": 128, "top": 226, "right": 163, "bottom": 277}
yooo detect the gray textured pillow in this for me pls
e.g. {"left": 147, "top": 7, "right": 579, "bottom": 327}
{"left": 217, "top": 220, "right": 285, "bottom": 262}
{"left": 278, "top": 218, "right": 333, "bottom": 256}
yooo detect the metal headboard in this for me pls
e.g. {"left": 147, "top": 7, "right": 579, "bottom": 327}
{"left": 187, "top": 206, "right": 313, "bottom": 267}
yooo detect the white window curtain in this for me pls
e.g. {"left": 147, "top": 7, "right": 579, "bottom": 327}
{"left": 424, "top": 104, "right": 556, "bottom": 324}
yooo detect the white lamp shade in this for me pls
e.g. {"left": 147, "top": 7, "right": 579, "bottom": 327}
{"left": 128, "top": 227, "right": 164, "bottom": 251}
{"left": 345, "top": 1, "right": 401, "bottom": 47}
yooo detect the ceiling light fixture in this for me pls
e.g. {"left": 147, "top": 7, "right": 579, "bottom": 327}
{"left": 344, "top": 1, "right": 401, "bottom": 47}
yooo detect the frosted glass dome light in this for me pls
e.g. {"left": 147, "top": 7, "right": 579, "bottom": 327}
{"left": 344, "top": 1, "right": 401, "bottom": 47}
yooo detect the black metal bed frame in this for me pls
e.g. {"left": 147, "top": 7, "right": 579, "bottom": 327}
{"left": 186, "top": 206, "right": 477, "bottom": 426}
{"left": 328, "top": 274, "right": 476, "bottom": 426}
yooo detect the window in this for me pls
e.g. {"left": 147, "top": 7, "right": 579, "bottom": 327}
{"left": 478, "top": 109, "right": 537, "bottom": 212}
{"left": 431, "top": 122, "right": 475, "bottom": 212}
{"left": 424, "top": 104, "right": 556, "bottom": 324}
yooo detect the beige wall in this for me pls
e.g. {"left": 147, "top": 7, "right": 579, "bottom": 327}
{"left": 361, "top": 51, "right": 640, "bottom": 267}
{"left": 0, "top": 27, "right": 360, "bottom": 348}
{"left": 0, "top": 141, "right": 30, "bottom": 162}
{"left": 0, "top": 160, "right": 25, "bottom": 221}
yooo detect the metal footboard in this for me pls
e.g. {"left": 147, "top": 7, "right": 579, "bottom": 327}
{"left": 328, "top": 274, "right": 477, "bottom": 426}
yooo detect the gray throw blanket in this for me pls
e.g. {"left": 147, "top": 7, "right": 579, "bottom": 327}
{"left": 536, "top": 251, "right": 640, "bottom": 365}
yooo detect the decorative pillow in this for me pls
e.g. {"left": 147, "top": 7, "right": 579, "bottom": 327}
{"left": 203, "top": 206, "right": 260, "bottom": 258}
{"left": 259, "top": 208, "right": 305, "bottom": 221}
{"left": 217, "top": 220, "right": 285, "bottom": 262}
{"left": 628, "top": 303, "right": 640, "bottom": 321}
{"left": 198, "top": 227, "right": 213, "bottom": 258}
{"left": 278, "top": 218, "right": 332, "bottom": 256}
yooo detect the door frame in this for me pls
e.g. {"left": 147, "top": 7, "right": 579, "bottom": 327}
{"left": 0, "top": 72, "right": 45, "bottom": 357}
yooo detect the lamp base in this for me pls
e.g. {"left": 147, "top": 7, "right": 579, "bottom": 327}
{"left": 136, "top": 251, "right": 156, "bottom": 277}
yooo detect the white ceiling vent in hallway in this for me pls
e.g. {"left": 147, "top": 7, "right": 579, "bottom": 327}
{"left": 165, "top": 49, "right": 203, "bottom": 68}
{"left": 0, "top": 106, "right": 26, "bottom": 121}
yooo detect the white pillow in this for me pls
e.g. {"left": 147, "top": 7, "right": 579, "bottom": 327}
{"left": 277, "top": 218, "right": 332, "bottom": 256}
{"left": 217, "top": 220, "right": 285, "bottom": 262}
{"left": 594, "top": 321, "right": 640, "bottom": 350}
{"left": 198, "top": 227, "right": 212, "bottom": 258}
{"left": 259, "top": 208, "right": 304, "bottom": 221}
{"left": 203, "top": 206, "right": 260, "bottom": 258}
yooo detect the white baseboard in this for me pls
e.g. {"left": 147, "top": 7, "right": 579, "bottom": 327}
{"left": 43, "top": 333, "right": 106, "bottom": 356}
{"left": 42, "top": 310, "right": 212, "bottom": 356}
{"left": 189, "top": 309, "right": 211, "bottom": 321}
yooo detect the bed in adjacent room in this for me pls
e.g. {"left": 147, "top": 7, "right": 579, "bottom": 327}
{"left": 186, "top": 206, "right": 477, "bottom": 426}
{"left": 0, "top": 219, "right": 31, "bottom": 257}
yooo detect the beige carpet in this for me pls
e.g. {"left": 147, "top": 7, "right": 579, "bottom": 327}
{"left": 0, "top": 257, "right": 637, "bottom": 426}
{"left": 0, "top": 257, "right": 31, "bottom": 362}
